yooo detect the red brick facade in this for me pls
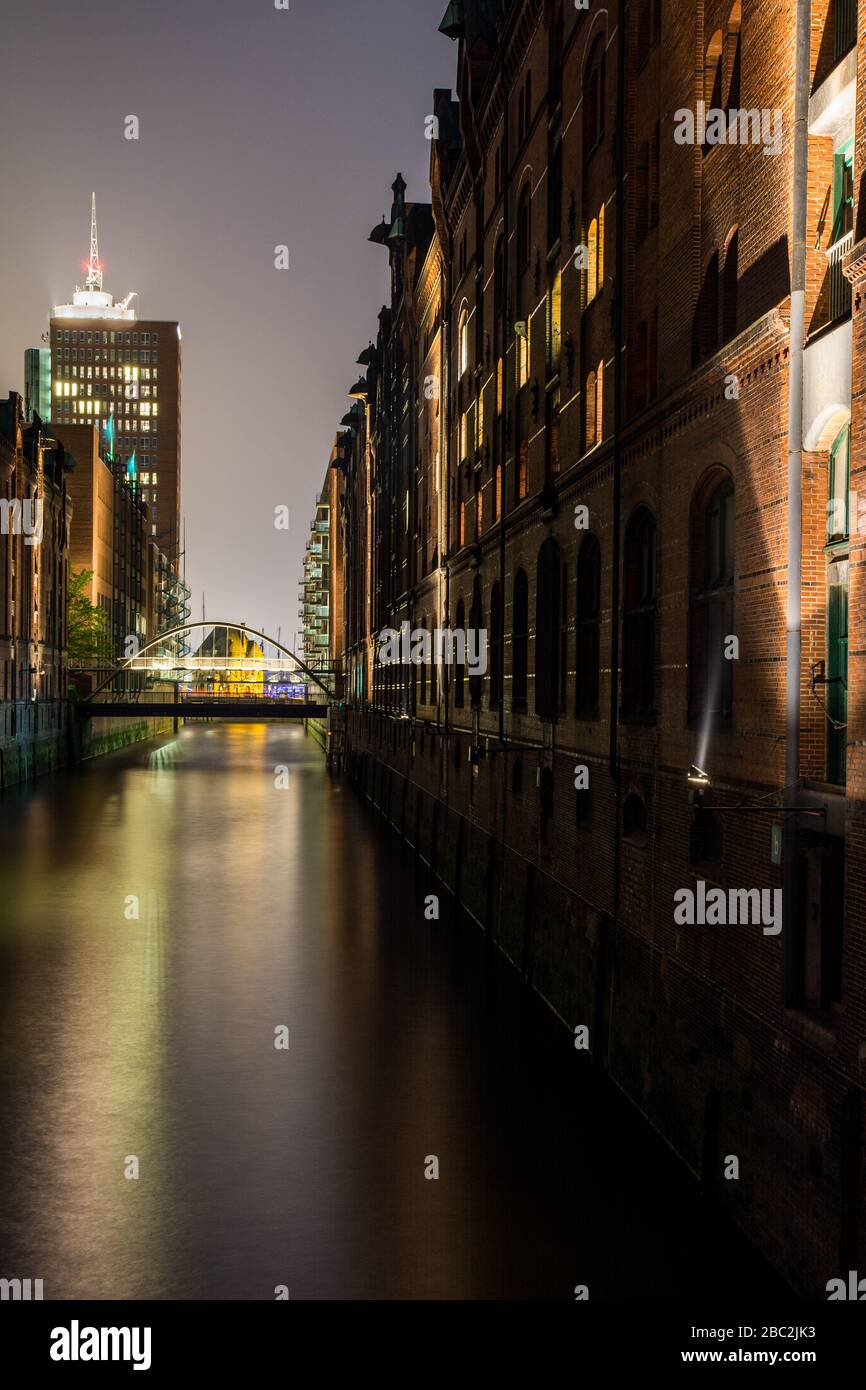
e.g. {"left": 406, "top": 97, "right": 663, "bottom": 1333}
{"left": 323, "top": 0, "right": 866, "bottom": 1294}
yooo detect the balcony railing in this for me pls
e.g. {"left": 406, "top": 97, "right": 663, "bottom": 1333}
{"left": 836, "top": 0, "right": 857, "bottom": 60}
{"left": 827, "top": 230, "right": 854, "bottom": 322}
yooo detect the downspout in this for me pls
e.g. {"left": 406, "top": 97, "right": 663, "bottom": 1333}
{"left": 499, "top": 36, "right": 510, "bottom": 753}
{"left": 783, "top": 0, "right": 810, "bottom": 1004}
{"left": 604, "top": 0, "right": 628, "bottom": 1068}
{"left": 609, "top": 0, "right": 627, "bottom": 786}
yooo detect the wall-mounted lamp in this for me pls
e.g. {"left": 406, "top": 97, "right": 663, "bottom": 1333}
{"left": 688, "top": 764, "right": 711, "bottom": 806}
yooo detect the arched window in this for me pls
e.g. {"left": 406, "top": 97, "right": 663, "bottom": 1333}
{"left": 688, "top": 475, "right": 734, "bottom": 726}
{"left": 584, "top": 204, "right": 605, "bottom": 306}
{"left": 828, "top": 422, "right": 851, "bottom": 543}
{"left": 516, "top": 323, "right": 530, "bottom": 389}
{"left": 512, "top": 568, "right": 529, "bottom": 708}
{"left": 535, "top": 537, "right": 561, "bottom": 718}
{"left": 689, "top": 809, "right": 723, "bottom": 867}
{"left": 726, "top": 3, "right": 742, "bottom": 111}
{"left": 469, "top": 575, "right": 483, "bottom": 708}
{"left": 490, "top": 581, "right": 504, "bottom": 709}
{"left": 517, "top": 183, "right": 532, "bottom": 272}
{"left": 576, "top": 534, "right": 601, "bottom": 714}
{"left": 586, "top": 218, "right": 598, "bottom": 303}
{"left": 517, "top": 438, "right": 529, "bottom": 500}
{"left": 585, "top": 369, "right": 597, "bottom": 450}
{"left": 459, "top": 308, "right": 469, "bottom": 378}
{"left": 704, "top": 31, "right": 723, "bottom": 122}
{"left": 623, "top": 792, "right": 648, "bottom": 846}
{"left": 694, "top": 252, "right": 720, "bottom": 362}
{"left": 455, "top": 598, "right": 466, "bottom": 708}
{"left": 622, "top": 507, "right": 657, "bottom": 717}
{"left": 584, "top": 34, "right": 606, "bottom": 159}
{"left": 595, "top": 360, "right": 604, "bottom": 442}
{"left": 722, "top": 230, "right": 738, "bottom": 343}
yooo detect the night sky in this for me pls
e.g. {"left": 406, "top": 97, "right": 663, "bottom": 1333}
{"left": 0, "top": 0, "right": 455, "bottom": 644}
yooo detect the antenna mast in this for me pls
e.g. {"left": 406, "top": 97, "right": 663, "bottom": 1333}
{"left": 85, "top": 192, "right": 103, "bottom": 293}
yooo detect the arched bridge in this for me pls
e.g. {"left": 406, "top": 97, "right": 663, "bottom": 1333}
{"left": 77, "top": 622, "right": 340, "bottom": 721}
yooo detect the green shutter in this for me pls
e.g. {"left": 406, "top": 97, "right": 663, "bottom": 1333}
{"left": 828, "top": 425, "right": 851, "bottom": 543}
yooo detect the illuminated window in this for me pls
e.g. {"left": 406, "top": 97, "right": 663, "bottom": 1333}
{"left": 596, "top": 361, "right": 604, "bottom": 443}
{"left": 496, "top": 357, "right": 504, "bottom": 415}
{"left": 518, "top": 440, "right": 529, "bottom": 500}
{"left": 517, "top": 326, "right": 530, "bottom": 389}
{"left": 460, "top": 411, "right": 469, "bottom": 461}
{"left": 584, "top": 204, "right": 605, "bottom": 307}
{"left": 459, "top": 310, "right": 469, "bottom": 377}
{"left": 547, "top": 269, "right": 562, "bottom": 375}
{"left": 587, "top": 220, "right": 598, "bottom": 303}
{"left": 585, "top": 371, "right": 597, "bottom": 448}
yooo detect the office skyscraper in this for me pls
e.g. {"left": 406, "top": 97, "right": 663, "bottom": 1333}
{"left": 49, "top": 194, "right": 182, "bottom": 565}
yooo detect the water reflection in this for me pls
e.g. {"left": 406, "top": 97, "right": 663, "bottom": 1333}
{"left": 0, "top": 725, "right": 788, "bottom": 1300}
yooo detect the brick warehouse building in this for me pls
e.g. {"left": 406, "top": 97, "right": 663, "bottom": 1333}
{"left": 0, "top": 395, "right": 71, "bottom": 788}
{"left": 308, "top": 0, "right": 866, "bottom": 1294}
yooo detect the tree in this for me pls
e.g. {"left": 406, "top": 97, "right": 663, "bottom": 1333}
{"left": 67, "top": 569, "right": 112, "bottom": 665}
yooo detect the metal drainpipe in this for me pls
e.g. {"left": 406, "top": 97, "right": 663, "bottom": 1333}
{"left": 443, "top": 228, "right": 453, "bottom": 748}
{"left": 783, "top": 0, "right": 810, "bottom": 1004}
{"left": 603, "top": 0, "right": 628, "bottom": 1069}
{"left": 499, "top": 41, "right": 510, "bottom": 753}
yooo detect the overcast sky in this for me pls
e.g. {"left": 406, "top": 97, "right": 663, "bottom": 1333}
{"left": 0, "top": 0, "right": 456, "bottom": 645}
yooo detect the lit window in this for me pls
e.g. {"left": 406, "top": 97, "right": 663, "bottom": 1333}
{"left": 517, "top": 326, "right": 529, "bottom": 389}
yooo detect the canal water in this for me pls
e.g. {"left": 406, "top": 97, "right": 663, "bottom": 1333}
{"left": 0, "top": 724, "right": 787, "bottom": 1300}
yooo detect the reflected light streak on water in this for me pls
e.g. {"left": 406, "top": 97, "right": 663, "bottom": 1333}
{"left": 0, "top": 725, "right": 788, "bottom": 1300}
